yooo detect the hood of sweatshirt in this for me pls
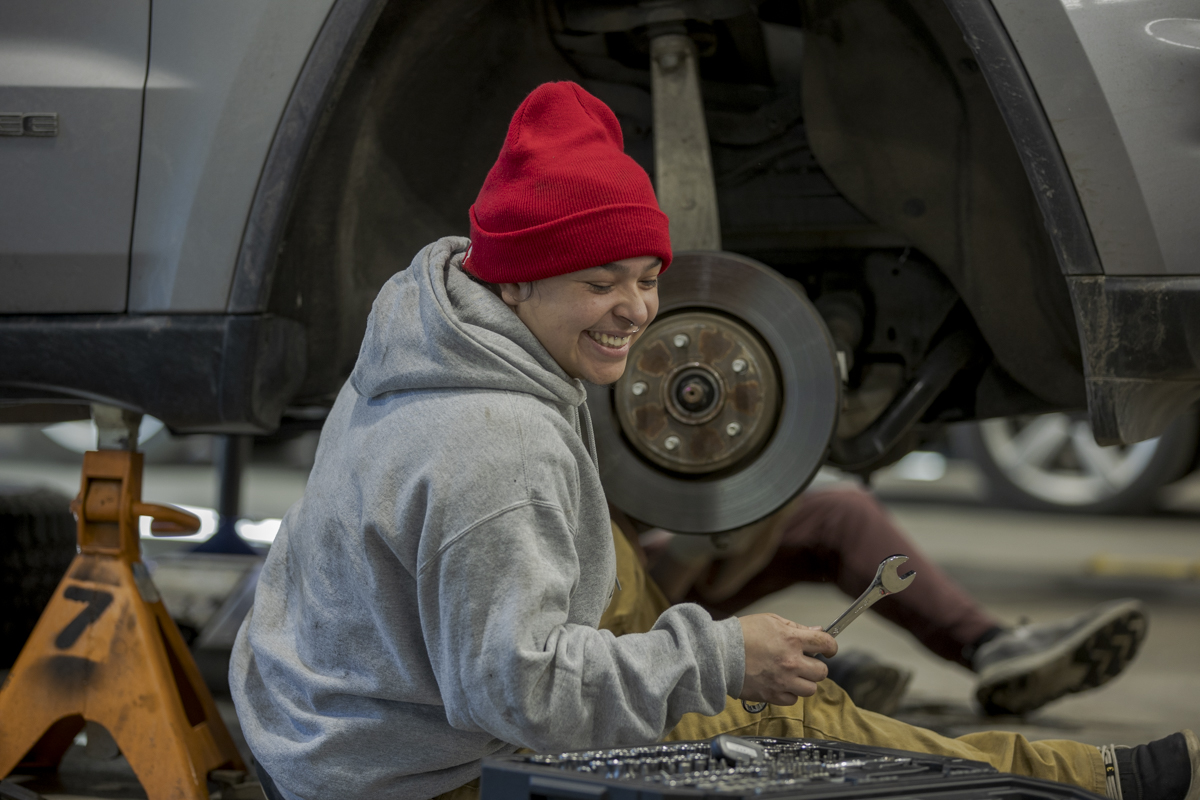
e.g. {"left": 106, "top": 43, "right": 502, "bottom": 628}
{"left": 350, "top": 236, "right": 587, "bottom": 409}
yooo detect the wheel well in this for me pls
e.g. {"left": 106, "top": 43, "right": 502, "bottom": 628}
{"left": 268, "top": 0, "right": 1084, "bottom": 428}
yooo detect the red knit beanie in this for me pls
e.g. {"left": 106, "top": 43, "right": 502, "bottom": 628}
{"left": 463, "top": 82, "right": 672, "bottom": 282}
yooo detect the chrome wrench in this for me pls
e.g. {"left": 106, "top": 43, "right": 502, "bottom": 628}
{"left": 742, "top": 554, "right": 916, "bottom": 713}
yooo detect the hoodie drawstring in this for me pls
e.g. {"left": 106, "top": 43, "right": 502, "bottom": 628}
{"left": 578, "top": 401, "right": 599, "bottom": 468}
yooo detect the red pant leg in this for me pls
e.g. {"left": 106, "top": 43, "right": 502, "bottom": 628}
{"left": 697, "top": 487, "right": 998, "bottom": 668}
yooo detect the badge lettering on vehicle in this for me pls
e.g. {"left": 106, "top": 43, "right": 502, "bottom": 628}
{"left": 0, "top": 112, "right": 59, "bottom": 137}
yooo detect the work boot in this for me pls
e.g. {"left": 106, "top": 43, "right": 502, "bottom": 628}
{"left": 1100, "top": 729, "right": 1199, "bottom": 800}
{"left": 973, "top": 598, "right": 1146, "bottom": 716}
{"left": 826, "top": 651, "right": 912, "bottom": 717}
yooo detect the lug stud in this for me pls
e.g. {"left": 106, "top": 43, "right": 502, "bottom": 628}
{"left": 731, "top": 358, "right": 747, "bottom": 373}
{"left": 632, "top": 381, "right": 647, "bottom": 396}
{"left": 664, "top": 435, "right": 681, "bottom": 451}
{"left": 726, "top": 422, "right": 742, "bottom": 437}
{"left": 673, "top": 334, "right": 690, "bottom": 348}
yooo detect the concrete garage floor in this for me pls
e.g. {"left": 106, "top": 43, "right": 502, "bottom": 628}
{"left": 2, "top": 436, "right": 1198, "bottom": 797}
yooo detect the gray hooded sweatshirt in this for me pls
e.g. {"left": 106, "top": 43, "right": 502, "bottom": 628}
{"left": 229, "top": 237, "right": 745, "bottom": 800}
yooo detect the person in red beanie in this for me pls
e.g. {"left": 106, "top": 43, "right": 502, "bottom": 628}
{"left": 460, "top": 80, "right": 672, "bottom": 386}
{"left": 230, "top": 82, "right": 1197, "bottom": 800}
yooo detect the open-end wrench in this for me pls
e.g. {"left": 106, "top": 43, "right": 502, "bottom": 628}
{"left": 742, "top": 554, "right": 916, "bottom": 713}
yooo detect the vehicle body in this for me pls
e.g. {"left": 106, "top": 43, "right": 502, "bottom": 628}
{"left": 3, "top": 0, "right": 1200, "bottom": 487}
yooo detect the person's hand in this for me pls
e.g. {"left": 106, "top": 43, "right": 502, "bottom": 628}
{"left": 738, "top": 613, "right": 838, "bottom": 706}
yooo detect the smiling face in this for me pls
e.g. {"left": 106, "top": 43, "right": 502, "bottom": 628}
{"left": 499, "top": 256, "right": 662, "bottom": 385}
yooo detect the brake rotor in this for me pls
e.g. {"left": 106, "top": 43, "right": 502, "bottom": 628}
{"left": 588, "top": 251, "right": 841, "bottom": 533}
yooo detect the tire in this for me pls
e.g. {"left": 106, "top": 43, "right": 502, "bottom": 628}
{"left": 956, "top": 412, "right": 1199, "bottom": 514}
{"left": 0, "top": 487, "right": 78, "bottom": 668}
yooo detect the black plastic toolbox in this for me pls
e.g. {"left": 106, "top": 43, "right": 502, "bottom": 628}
{"left": 480, "top": 737, "right": 1107, "bottom": 799}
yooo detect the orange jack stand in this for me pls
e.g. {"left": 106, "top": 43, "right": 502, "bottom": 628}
{"left": 0, "top": 449, "right": 246, "bottom": 799}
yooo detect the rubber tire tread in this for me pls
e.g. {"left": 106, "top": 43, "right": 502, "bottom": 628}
{"left": 0, "top": 488, "right": 77, "bottom": 669}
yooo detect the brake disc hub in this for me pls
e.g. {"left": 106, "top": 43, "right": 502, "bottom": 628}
{"left": 615, "top": 312, "right": 779, "bottom": 474}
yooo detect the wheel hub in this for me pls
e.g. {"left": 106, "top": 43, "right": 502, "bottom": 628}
{"left": 615, "top": 311, "right": 779, "bottom": 474}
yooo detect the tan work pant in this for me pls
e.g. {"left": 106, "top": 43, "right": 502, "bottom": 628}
{"left": 434, "top": 524, "right": 1106, "bottom": 799}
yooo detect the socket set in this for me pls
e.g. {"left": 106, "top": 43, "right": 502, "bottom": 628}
{"left": 480, "top": 737, "right": 1107, "bottom": 799}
